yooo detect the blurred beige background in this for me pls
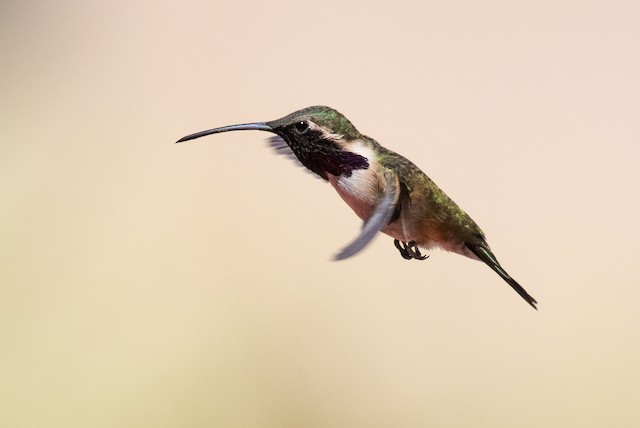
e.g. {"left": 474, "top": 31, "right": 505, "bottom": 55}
{"left": 2, "top": 1, "right": 639, "bottom": 427}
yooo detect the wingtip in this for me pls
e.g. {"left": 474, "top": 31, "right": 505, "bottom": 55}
{"left": 332, "top": 250, "right": 350, "bottom": 262}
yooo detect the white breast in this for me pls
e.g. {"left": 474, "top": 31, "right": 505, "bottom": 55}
{"left": 327, "top": 142, "right": 382, "bottom": 221}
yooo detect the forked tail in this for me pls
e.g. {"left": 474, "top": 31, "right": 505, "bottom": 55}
{"left": 466, "top": 242, "right": 538, "bottom": 310}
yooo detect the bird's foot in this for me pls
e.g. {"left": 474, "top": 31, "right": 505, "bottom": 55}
{"left": 394, "top": 240, "right": 429, "bottom": 261}
{"left": 394, "top": 239, "right": 413, "bottom": 259}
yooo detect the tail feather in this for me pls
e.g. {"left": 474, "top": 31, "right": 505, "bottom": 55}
{"left": 466, "top": 242, "right": 538, "bottom": 310}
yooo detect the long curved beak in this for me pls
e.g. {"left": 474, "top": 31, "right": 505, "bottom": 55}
{"left": 176, "top": 122, "right": 274, "bottom": 143}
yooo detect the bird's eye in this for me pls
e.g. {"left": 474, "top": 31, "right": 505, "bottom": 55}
{"left": 294, "top": 121, "right": 309, "bottom": 134}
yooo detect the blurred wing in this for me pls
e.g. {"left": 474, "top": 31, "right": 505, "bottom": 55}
{"left": 267, "top": 136, "right": 323, "bottom": 179}
{"left": 333, "top": 169, "right": 400, "bottom": 260}
{"left": 266, "top": 136, "right": 298, "bottom": 162}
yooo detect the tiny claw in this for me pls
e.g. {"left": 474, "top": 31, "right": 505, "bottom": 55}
{"left": 394, "top": 240, "right": 413, "bottom": 260}
{"left": 394, "top": 239, "right": 429, "bottom": 261}
{"left": 407, "top": 241, "right": 429, "bottom": 260}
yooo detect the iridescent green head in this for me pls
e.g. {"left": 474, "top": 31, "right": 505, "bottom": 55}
{"left": 267, "top": 106, "right": 362, "bottom": 141}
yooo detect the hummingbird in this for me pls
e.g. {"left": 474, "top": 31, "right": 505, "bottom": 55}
{"left": 177, "top": 106, "right": 537, "bottom": 309}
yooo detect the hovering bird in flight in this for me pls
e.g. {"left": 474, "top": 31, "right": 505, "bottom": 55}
{"left": 177, "top": 106, "right": 537, "bottom": 309}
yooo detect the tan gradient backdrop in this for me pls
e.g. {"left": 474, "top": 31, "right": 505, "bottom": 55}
{"left": 2, "top": 1, "right": 639, "bottom": 427}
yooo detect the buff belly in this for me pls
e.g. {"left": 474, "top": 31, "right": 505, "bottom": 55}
{"left": 328, "top": 172, "right": 476, "bottom": 259}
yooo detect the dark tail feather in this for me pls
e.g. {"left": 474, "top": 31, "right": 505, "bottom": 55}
{"left": 466, "top": 242, "right": 538, "bottom": 310}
